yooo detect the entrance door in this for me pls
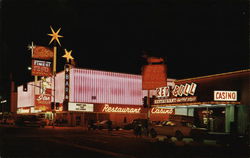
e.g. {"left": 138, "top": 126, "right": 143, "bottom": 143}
{"left": 76, "top": 116, "right": 81, "bottom": 126}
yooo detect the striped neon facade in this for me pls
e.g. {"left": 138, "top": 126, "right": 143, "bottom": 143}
{"left": 17, "top": 72, "right": 65, "bottom": 108}
{"left": 54, "top": 71, "right": 65, "bottom": 103}
{"left": 70, "top": 68, "right": 143, "bottom": 105}
{"left": 17, "top": 81, "right": 35, "bottom": 108}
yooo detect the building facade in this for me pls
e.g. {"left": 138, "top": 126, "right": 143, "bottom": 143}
{"left": 153, "top": 69, "right": 250, "bottom": 135}
{"left": 17, "top": 67, "right": 174, "bottom": 127}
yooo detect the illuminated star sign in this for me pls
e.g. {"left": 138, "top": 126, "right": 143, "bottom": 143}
{"left": 48, "top": 26, "right": 63, "bottom": 46}
{"left": 62, "top": 49, "right": 74, "bottom": 63}
{"left": 27, "top": 41, "right": 36, "bottom": 56}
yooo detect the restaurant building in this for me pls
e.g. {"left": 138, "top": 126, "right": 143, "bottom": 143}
{"left": 153, "top": 69, "right": 250, "bottom": 135}
{"left": 17, "top": 67, "right": 175, "bottom": 127}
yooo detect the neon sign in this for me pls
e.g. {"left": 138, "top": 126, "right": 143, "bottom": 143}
{"left": 214, "top": 91, "right": 237, "bottom": 101}
{"left": 64, "top": 64, "right": 70, "bottom": 101}
{"left": 102, "top": 104, "right": 141, "bottom": 113}
{"left": 172, "top": 83, "right": 197, "bottom": 97}
{"left": 151, "top": 108, "right": 174, "bottom": 114}
{"left": 156, "top": 82, "right": 197, "bottom": 98}
{"left": 32, "top": 59, "right": 52, "bottom": 76}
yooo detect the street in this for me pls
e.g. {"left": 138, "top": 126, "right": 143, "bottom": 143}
{"left": 0, "top": 126, "right": 249, "bottom": 158}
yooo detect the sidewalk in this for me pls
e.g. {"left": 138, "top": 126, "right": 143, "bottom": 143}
{"left": 44, "top": 125, "right": 87, "bottom": 130}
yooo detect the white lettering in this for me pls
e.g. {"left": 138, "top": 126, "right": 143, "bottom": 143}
{"left": 36, "top": 94, "right": 51, "bottom": 101}
{"left": 102, "top": 104, "right": 141, "bottom": 113}
{"left": 151, "top": 108, "right": 174, "bottom": 114}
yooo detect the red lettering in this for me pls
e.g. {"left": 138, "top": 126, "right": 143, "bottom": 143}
{"left": 172, "top": 85, "right": 179, "bottom": 97}
{"left": 165, "top": 87, "right": 170, "bottom": 97}
{"left": 156, "top": 88, "right": 161, "bottom": 97}
{"left": 232, "top": 93, "right": 235, "bottom": 99}
{"left": 178, "top": 85, "right": 185, "bottom": 96}
{"left": 183, "top": 84, "right": 190, "bottom": 96}
{"left": 161, "top": 88, "right": 165, "bottom": 97}
{"left": 189, "top": 83, "right": 197, "bottom": 95}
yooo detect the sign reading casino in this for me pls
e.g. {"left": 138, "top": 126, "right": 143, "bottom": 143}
{"left": 214, "top": 91, "right": 237, "bottom": 101}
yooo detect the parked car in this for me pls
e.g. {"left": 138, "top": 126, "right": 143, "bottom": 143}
{"left": 0, "top": 118, "right": 5, "bottom": 124}
{"left": 0, "top": 118, "right": 15, "bottom": 125}
{"left": 148, "top": 120, "right": 208, "bottom": 142}
{"left": 123, "top": 119, "right": 148, "bottom": 130}
{"left": 92, "top": 120, "right": 120, "bottom": 130}
{"left": 6, "top": 118, "right": 15, "bottom": 125}
{"left": 15, "top": 115, "right": 46, "bottom": 127}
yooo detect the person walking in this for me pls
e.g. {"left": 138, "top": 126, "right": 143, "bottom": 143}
{"left": 107, "top": 120, "right": 113, "bottom": 134}
{"left": 134, "top": 122, "right": 142, "bottom": 138}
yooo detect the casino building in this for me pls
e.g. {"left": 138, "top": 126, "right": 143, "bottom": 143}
{"left": 17, "top": 66, "right": 250, "bottom": 135}
{"left": 152, "top": 69, "right": 250, "bottom": 135}
{"left": 17, "top": 66, "right": 175, "bottom": 127}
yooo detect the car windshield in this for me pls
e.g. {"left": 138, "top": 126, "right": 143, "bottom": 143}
{"left": 166, "top": 121, "right": 175, "bottom": 126}
{"left": 180, "top": 122, "right": 195, "bottom": 128}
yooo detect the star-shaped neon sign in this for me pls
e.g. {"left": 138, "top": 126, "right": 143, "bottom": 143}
{"left": 62, "top": 49, "right": 74, "bottom": 63}
{"left": 27, "top": 41, "right": 36, "bottom": 50}
{"left": 27, "top": 41, "right": 36, "bottom": 56}
{"left": 48, "top": 26, "right": 63, "bottom": 46}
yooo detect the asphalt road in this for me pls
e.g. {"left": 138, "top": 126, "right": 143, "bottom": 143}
{"left": 0, "top": 126, "right": 249, "bottom": 158}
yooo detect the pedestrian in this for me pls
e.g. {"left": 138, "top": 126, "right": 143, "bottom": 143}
{"left": 88, "top": 119, "right": 94, "bottom": 131}
{"left": 123, "top": 117, "right": 127, "bottom": 124}
{"left": 137, "top": 123, "right": 142, "bottom": 137}
{"left": 107, "top": 120, "right": 112, "bottom": 133}
{"left": 134, "top": 123, "right": 142, "bottom": 137}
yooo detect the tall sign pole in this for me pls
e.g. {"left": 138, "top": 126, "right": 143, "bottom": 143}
{"left": 142, "top": 56, "right": 168, "bottom": 121}
{"left": 48, "top": 26, "right": 63, "bottom": 127}
{"left": 28, "top": 41, "right": 39, "bottom": 112}
{"left": 62, "top": 49, "right": 74, "bottom": 113}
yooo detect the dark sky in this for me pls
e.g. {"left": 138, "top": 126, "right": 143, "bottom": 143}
{"left": 1, "top": 0, "right": 249, "bottom": 87}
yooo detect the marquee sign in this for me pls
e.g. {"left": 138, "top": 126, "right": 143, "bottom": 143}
{"left": 32, "top": 59, "right": 52, "bottom": 76}
{"left": 68, "top": 102, "right": 94, "bottom": 112}
{"left": 154, "top": 82, "right": 198, "bottom": 104}
{"left": 102, "top": 104, "right": 141, "bottom": 113}
{"left": 214, "top": 91, "right": 237, "bottom": 101}
{"left": 156, "top": 83, "right": 197, "bottom": 98}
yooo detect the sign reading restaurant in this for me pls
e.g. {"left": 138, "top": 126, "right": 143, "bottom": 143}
{"left": 154, "top": 82, "right": 198, "bottom": 104}
{"left": 102, "top": 104, "right": 141, "bottom": 113}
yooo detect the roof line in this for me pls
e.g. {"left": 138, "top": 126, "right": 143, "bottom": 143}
{"left": 176, "top": 69, "right": 250, "bottom": 82}
{"left": 72, "top": 67, "right": 141, "bottom": 77}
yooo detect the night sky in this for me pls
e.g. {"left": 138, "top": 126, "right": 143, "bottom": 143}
{"left": 1, "top": 0, "right": 249, "bottom": 87}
